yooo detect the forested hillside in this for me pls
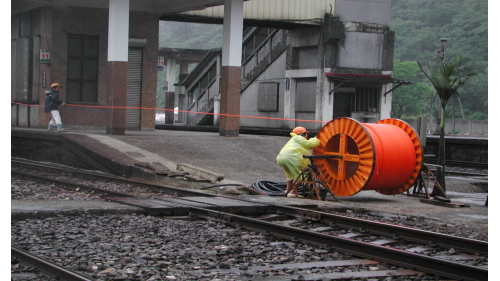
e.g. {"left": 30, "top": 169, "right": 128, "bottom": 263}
{"left": 157, "top": 0, "right": 488, "bottom": 120}
{"left": 391, "top": 0, "right": 487, "bottom": 120}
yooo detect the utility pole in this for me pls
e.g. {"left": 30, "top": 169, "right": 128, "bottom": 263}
{"left": 433, "top": 38, "right": 449, "bottom": 197}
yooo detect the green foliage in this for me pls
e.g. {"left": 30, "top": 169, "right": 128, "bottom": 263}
{"left": 391, "top": 59, "right": 432, "bottom": 118}
{"left": 418, "top": 52, "right": 477, "bottom": 127}
{"left": 391, "top": 0, "right": 487, "bottom": 120}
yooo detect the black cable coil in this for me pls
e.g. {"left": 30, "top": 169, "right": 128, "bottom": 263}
{"left": 250, "top": 180, "right": 327, "bottom": 198}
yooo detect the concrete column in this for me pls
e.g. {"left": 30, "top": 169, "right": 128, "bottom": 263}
{"left": 316, "top": 69, "right": 333, "bottom": 130}
{"left": 165, "top": 58, "right": 176, "bottom": 124}
{"left": 106, "top": 0, "right": 129, "bottom": 135}
{"left": 178, "top": 63, "right": 189, "bottom": 124}
{"left": 380, "top": 83, "right": 392, "bottom": 120}
{"left": 283, "top": 74, "right": 296, "bottom": 130}
{"left": 213, "top": 94, "right": 221, "bottom": 126}
{"left": 219, "top": 0, "right": 243, "bottom": 137}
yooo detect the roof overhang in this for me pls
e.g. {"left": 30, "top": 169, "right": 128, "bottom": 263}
{"left": 12, "top": 0, "right": 230, "bottom": 15}
{"left": 325, "top": 72, "right": 413, "bottom": 96}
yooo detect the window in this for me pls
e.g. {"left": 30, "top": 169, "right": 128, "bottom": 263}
{"left": 243, "top": 36, "right": 255, "bottom": 61}
{"left": 11, "top": 10, "right": 41, "bottom": 103}
{"left": 254, "top": 28, "right": 269, "bottom": 48}
{"left": 351, "top": 87, "right": 380, "bottom": 112}
{"left": 187, "top": 63, "right": 217, "bottom": 107}
{"left": 257, "top": 82, "right": 279, "bottom": 112}
{"left": 242, "top": 28, "right": 276, "bottom": 62}
{"left": 66, "top": 35, "right": 99, "bottom": 103}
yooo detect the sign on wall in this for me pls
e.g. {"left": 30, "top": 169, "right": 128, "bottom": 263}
{"left": 40, "top": 49, "right": 50, "bottom": 64}
{"left": 158, "top": 56, "right": 164, "bottom": 71}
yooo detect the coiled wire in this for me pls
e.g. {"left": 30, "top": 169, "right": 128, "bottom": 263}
{"left": 250, "top": 180, "right": 327, "bottom": 198}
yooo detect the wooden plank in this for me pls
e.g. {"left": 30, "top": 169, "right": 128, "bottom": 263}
{"left": 420, "top": 199, "right": 470, "bottom": 208}
{"left": 240, "top": 270, "right": 421, "bottom": 281}
{"left": 181, "top": 196, "right": 268, "bottom": 207}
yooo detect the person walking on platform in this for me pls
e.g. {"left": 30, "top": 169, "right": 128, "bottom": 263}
{"left": 276, "top": 126, "right": 320, "bottom": 197}
{"left": 44, "top": 83, "right": 66, "bottom": 132}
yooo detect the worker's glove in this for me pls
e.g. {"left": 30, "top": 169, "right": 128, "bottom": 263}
{"left": 62, "top": 102, "right": 66, "bottom": 106}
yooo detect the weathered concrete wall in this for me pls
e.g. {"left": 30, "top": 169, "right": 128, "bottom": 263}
{"left": 335, "top": 0, "right": 391, "bottom": 26}
{"left": 339, "top": 32, "right": 384, "bottom": 69}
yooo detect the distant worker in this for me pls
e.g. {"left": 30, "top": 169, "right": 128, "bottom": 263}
{"left": 44, "top": 83, "right": 66, "bottom": 132}
{"left": 276, "top": 126, "right": 320, "bottom": 197}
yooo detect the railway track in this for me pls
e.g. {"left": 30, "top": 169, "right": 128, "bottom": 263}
{"left": 11, "top": 159, "right": 488, "bottom": 280}
{"left": 12, "top": 246, "right": 93, "bottom": 281}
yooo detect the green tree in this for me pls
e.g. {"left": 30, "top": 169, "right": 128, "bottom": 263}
{"left": 391, "top": 0, "right": 487, "bottom": 120}
{"left": 418, "top": 52, "right": 477, "bottom": 195}
{"left": 391, "top": 59, "right": 432, "bottom": 118}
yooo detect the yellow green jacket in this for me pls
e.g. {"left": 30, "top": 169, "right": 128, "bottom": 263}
{"left": 276, "top": 133, "right": 320, "bottom": 180}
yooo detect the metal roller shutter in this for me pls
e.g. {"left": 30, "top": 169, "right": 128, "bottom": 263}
{"left": 126, "top": 48, "right": 143, "bottom": 129}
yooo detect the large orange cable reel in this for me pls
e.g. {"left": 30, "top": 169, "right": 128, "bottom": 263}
{"left": 313, "top": 117, "right": 423, "bottom": 197}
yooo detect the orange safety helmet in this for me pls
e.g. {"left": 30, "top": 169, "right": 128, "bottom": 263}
{"left": 292, "top": 126, "right": 308, "bottom": 135}
{"left": 51, "top": 83, "right": 61, "bottom": 88}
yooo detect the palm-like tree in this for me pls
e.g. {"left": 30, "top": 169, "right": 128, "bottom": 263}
{"left": 417, "top": 53, "right": 476, "bottom": 197}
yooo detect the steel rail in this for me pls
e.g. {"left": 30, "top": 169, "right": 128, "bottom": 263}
{"left": 265, "top": 205, "right": 488, "bottom": 256}
{"left": 12, "top": 246, "right": 93, "bottom": 281}
{"left": 189, "top": 207, "right": 487, "bottom": 281}
{"left": 12, "top": 159, "right": 214, "bottom": 198}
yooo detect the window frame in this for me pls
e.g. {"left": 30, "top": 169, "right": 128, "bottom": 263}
{"left": 187, "top": 63, "right": 217, "bottom": 110}
{"left": 351, "top": 87, "right": 380, "bottom": 113}
{"left": 66, "top": 34, "right": 99, "bottom": 104}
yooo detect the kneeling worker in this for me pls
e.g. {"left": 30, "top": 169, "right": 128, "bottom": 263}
{"left": 276, "top": 126, "right": 320, "bottom": 197}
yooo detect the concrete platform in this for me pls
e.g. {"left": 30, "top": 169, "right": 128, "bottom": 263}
{"left": 10, "top": 127, "right": 489, "bottom": 230}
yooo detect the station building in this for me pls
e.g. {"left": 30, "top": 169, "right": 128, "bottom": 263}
{"left": 12, "top": 0, "right": 408, "bottom": 134}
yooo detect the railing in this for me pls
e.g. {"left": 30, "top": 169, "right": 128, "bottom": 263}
{"left": 241, "top": 29, "right": 287, "bottom": 90}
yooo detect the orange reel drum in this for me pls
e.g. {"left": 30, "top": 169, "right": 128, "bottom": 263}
{"left": 313, "top": 118, "right": 423, "bottom": 197}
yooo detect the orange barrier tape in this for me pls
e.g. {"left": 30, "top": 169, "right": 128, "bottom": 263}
{"left": 11, "top": 102, "right": 329, "bottom": 123}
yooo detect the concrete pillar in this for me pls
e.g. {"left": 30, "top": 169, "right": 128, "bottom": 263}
{"left": 106, "top": 0, "right": 129, "bottom": 135}
{"left": 178, "top": 63, "right": 189, "bottom": 124}
{"left": 316, "top": 69, "right": 333, "bottom": 130}
{"left": 219, "top": 0, "right": 243, "bottom": 137}
{"left": 380, "top": 83, "right": 392, "bottom": 120}
{"left": 165, "top": 58, "right": 176, "bottom": 124}
{"left": 213, "top": 94, "right": 221, "bottom": 126}
{"left": 283, "top": 74, "right": 296, "bottom": 130}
